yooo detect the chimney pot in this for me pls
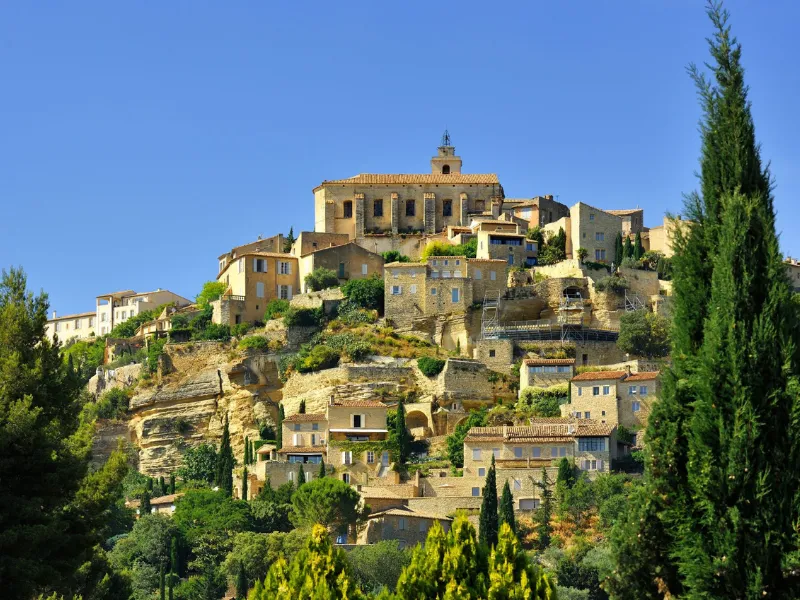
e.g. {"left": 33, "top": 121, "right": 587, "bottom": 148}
{"left": 52, "top": 310, "right": 57, "bottom": 319}
{"left": 625, "top": 365, "right": 632, "bottom": 377}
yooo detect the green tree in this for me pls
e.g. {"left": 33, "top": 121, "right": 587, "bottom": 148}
{"left": 241, "top": 467, "right": 249, "bottom": 501}
{"left": 298, "top": 399, "right": 306, "bottom": 414}
{"left": 304, "top": 267, "right": 340, "bottom": 292}
{"left": 613, "top": 232, "right": 624, "bottom": 266}
{"left": 534, "top": 468, "right": 553, "bottom": 551}
{"left": 446, "top": 409, "right": 487, "bottom": 468}
{"left": 622, "top": 236, "right": 633, "bottom": 259}
{"left": 177, "top": 443, "right": 218, "bottom": 484}
{"left": 342, "top": 275, "right": 384, "bottom": 312}
{"left": 296, "top": 464, "right": 305, "bottom": 488}
{"left": 616, "top": 310, "right": 670, "bottom": 358}
{"left": 633, "top": 232, "right": 644, "bottom": 260}
{"left": 526, "top": 225, "right": 545, "bottom": 248}
{"left": 236, "top": 563, "right": 247, "bottom": 599}
{"left": 276, "top": 404, "right": 285, "bottom": 450}
{"left": 518, "top": 384, "right": 566, "bottom": 416}
{"left": 291, "top": 477, "right": 362, "bottom": 532}
{"left": 169, "top": 473, "right": 176, "bottom": 494}
{"left": 576, "top": 247, "right": 588, "bottom": 264}
{"left": 195, "top": 281, "right": 227, "bottom": 309}
{"left": 243, "top": 436, "right": 250, "bottom": 465}
{"left": 479, "top": 455, "right": 499, "bottom": 547}
{"left": 498, "top": 480, "right": 516, "bottom": 537}
{"left": 538, "top": 228, "right": 567, "bottom": 265}
{"left": 318, "top": 460, "right": 326, "bottom": 479}
{"left": 250, "top": 495, "right": 293, "bottom": 533}
{"left": 250, "top": 524, "right": 365, "bottom": 600}
{"left": 346, "top": 540, "right": 411, "bottom": 595}
{"left": 381, "top": 250, "right": 410, "bottom": 263}
{"left": 283, "top": 227, "right": 296, "bottom": 253}
{"left": 172, "top": 488, "right": 252, "bottom": 544}
{"left": 390, "top": 397, "right": 410, "bottom": 465}
{"left": 141, "top": 490, "right": 152, "bottom": 516}
{"left": 222, "top": 531, "right": 299, "bottom": 592}
{"left": 487, "top": 522, "right": 557, "bottom": 599}
{"left": 556, "top": 457, "right": 577, "bottom": 489}
{"left": 109, "top": 514, "right": 176, "bottom": 600}
{"left": 395, "top": 517, "right": 488, "bottom": 599}
{"left": 215, "top": 414, "right": 235, "bottom": 496}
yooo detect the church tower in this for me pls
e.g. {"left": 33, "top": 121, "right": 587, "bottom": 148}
{"left": 430, "top": 130, "right": 462, "bottom": 175}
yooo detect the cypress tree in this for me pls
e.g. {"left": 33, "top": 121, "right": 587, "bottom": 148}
{"left": 623, "top": 236, "right": 634, "bottom": 259}
{"left": 556, "top": 457, "right": 576, "bottom": 489}
{"left": 169, "top": 473, "right": 176, "bottom": 494}
{"left": 215, "top": 414, "right": 235, "bottom": 496}
{"left": 147, "top": 477, "right": 154, "bottom": 492}
{"left": 159, "top": 476, "right": 166, "bottom": 496}
{"left": 244, "top": 435, "right": 249, "bottom": 465}
{"left": 298, "top": 399, "right": 306, "bottom": 414}
{"left": 277, "top": 404, "right": 285, "bottom": 450}
{"left": 236, "top": 562, "right": 248, "bottom": 599}
{"left": 241, "top": 466, "right": 248, "bottom": 500}
{"left": 395, "top": 397, "right": 410, "bottom": 465}
{"left": 297, "top": 464, "right": 306, "bottom": 488}
{"left": 170, "top": 534, "right": 178, "bottom": 578}
{"left": 609, "top": 4, "right": 800, "bottom": 598}
{"left": 318, "top": 460, "right": 326, "bottom": 479}
{"left": 479, "top": 455, "right": 499, "bottom": 547}
{"left": 141, "top": 490, "right": 151, "bottom": 516}
{"left": 498, "top": 480, "right": 515, "bottom": 536}
{"left": 534, "top": 468, "right": 553, "bottom": 551}
{"left": 614, "top": 231, "right": 624, "bottom": 266}
{"left": 633, "top": 231, "right": 644, "bottom": 260}
{"left": 160, "top": 563, "right": 165, "bottom": 600}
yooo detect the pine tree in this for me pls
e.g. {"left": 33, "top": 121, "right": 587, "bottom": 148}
{"left": 534, "top": 468, "right": 553, "bottom": 551}
{"left": 498, "top": 480, "right": 515, "bottom": 537}
{"left": 298, "top": 400, "right": 306, "bottom": 414}
{"left": 244, "top": 436, "right": 250, "bottom": 465}
{"left": 297, "top": 464, "right": 306, "bottom": 488}
{"left": 241, "top": 467, "right": 248, "bottom": 500}
{"left": 395, "top": 397, "right": 410, "bottom": 465}
{"left": 633, "top": 231, "right": 644, "bottom": 260}
{"left": 169, "top": 473, "right": 176, "bottom": 495}
{"left": 236, "top": 563, "right": 248, "bottom": 600}
{"left": 609, "top": 4, "right": 800, "bottom": 598}
{"left": 159, "top": 563, "right": 166, "bottom": 600}
{"left": 487, "top": 522, "right": 556, "bottom": 599}
{"left": 215, "top": 414, "right": 235, "bottom": 496}
{"left": 614, "top": 231, "right": 624, "bottom": 266}
{"left": 169, "top": 535, "right": 178, "bottom": 600}
{"left": 141, "top": 490, "right": 151, "bottom": 516}
{"left": 318, "top": 460, "right": 326, "bottom": 479}
{"left": 556, "top": 457, "right": 576, "bottom": 489}
{"left": 479, "top": 455, "right": 499, "bottom": 547}
{"left": 277, "top": 405, "right": 285, "bottom": 450}
{"left": 623, "top": 236, "right": 634, "bottom": 259}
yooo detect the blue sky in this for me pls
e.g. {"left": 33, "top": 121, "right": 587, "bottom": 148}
{"left": 1, "top": 1, "right": 797, "bottom": 315}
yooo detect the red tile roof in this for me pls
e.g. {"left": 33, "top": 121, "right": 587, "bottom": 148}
{"left": 464, "top": 419, "right": 615, "bottom": 443}
{"left": 277, "top": 446, "right": 326, "bottom": 454}
{"left": 523, "top": 358, "right": 576, "bottom": 366}
{"left": 284, "top": 413, "right": 326, "bottom": 422}
{"left": 316, "top": 173, "right": 499, "bottom": 190}
{"left": 571, "top": 370, "right": 627, "bottom": 382}
{"left": 331, "top": 400, "right": 387, "bottom": 408}
{"left": 626, "top": 371, "right": 660, "bottom": 381}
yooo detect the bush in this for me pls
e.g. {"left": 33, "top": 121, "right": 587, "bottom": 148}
{"left": 420, "top": 238, "right": 477, "bottom": 259}
{"left": 620, "top": 257, "right": 640, "bottom": 270}
{"left": 264, "top": 299, "right": 290, "bottom": 321}
{"left": 147, "top": 337, "right": 167, "bottom": 373}
{"left": 417, "top": 356, "right": 446, "bottom": 377}
{"left": 283, "top": 307, "right": 324, "bottom": 328}
{"left": 231, "top": 322, "right": 253, "bottom": 337}
{"left": 296, "top": 345, "right": 340, "bottom": 373}
{"left": 91, "top": 388, "right": 131, "bottom": 420}
{"left": 239, "top": 335, "right": 270, "bottom": 351}
{"left": 518, "top": 384, "right": 568, "bottom": 417}
{"left": 381, "top": 250, "right": 410, "bottom": 263}
{"left": 324, "top": 333, "right": 373, "bottom": 361}
{"left": 197, "top": 323, "right": 231, "bottom": 341}
{"left": 617, "top": 310, "right": 670, "bottom": 358}
{"left": 109, "top": 307, "right": 163, "bottom": 339}
{"left": 342, "top": 275, "right": 384, "bottom": 312}
{"left": 337, "top": 300, "right": 377, "bottom": 326}
{"left": 196, "top": 281, "right": 227, "bottom": 308}
{"left": 304, "top": 267, "right": 340, "bottom": 292}
{"left": 594, "top": 275, "right": 629, "bottom": 294}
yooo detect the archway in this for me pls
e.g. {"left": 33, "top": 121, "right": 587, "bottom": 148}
{"left": 406, "top": 410, "right": 431, "bottom": 438}
{"left": 442, "top": 164, "right": 451, "bottom": 174}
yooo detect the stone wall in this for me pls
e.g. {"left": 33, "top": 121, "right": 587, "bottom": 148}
{"left": 88, "top": 363, "right": 143, "bottom": 396}
{"left": 290, "top": 288, "right": 344, "bottom": 313}
{"left": 472, "top": 339, "right": 515, "bottom": 373}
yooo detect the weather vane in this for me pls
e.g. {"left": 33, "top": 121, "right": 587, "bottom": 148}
{"left": 441, "top": 129, "right": 451, "bottom": 147}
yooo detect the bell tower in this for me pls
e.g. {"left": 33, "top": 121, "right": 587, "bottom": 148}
{"left": 431, "top": 129, "right": 462, "bottom": 175}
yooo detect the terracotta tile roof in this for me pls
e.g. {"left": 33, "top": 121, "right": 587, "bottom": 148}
{"left": 571, "top": 370, "right": 627, "bottom": 382}
{"left": 248, "top": 251, "right": 298, "bottom": 259}
{"left": 48, "top": 311, "right": 96, "bottom": 322}
{"left": 626, "top": 371, "right": 660, "bottom": 381}
{"left": 607, "top": 209, "right": 643, "bottom": 216}
{"left": 316, "top": 173, "right": 500, "bottom": 189}
{"left": 467, "top": 258, "right": 507, "bottom": 263}
{"left": 277, "top": 446, "right": 326, "bottom": 454}
{"left": 284, "top": 413, "right": 326, "bottom": 422}
{"left": 385, "top": 261, "right": 425, "bottom": 267}
{"left": 256, "top": 444, "right": 277, "bottom": 454}
{"left": 575, "top": 421, "right": 616, "bottom": 436}
{"left": 523, "top": 358, "right": 576, "bottom": 366}
{"left": 359, "top": 485, "right": 417, "bottom": 499}
{"left": 483, "top": 231, "right": 525, "bottom": 238}
{"left": 331, "top": 400, "right": 387, "bottom": 408}
{"left": 368, "top": 506, "right": 452, "bottom": 521}
{"left": 464, "top": 419, "right": 614, "bottom": 443}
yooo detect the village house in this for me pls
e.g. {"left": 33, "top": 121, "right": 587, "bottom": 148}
{"left": 212, "top": 240, "right": 300, "bottom": 326}
{"left": 607, "top": 208, "right": 645, "bottom": 236}
{"left": 290, "top": 231, "right": 351, "bottom": 257}
{"left": 296, "top": 241, "right": 384, "bottom": 293}
{"left": 134, "top": 304, "right": 201, "bottom": 338}
{"left": 502, "top": 195, "right": 570, "bottom": 228}
{"left": 564, "top": 367, "right": 661, "bottom": 431}
{"left": 542, "top": 202, "right": 624, "bottom": 264}
{"left": 95, "top": 289, "right": 192, "bottom": 337}
{"left": 645, "top": 215, "right": 691, "bottom": 258}
{"left": 313, "top": 134, "right": 504, "bottom": 256}
{"left": 45, "top": 310, "right": 96, "bottom": 343}
{"left": 357, "top": 506, "right": 452, "bottom": 548}
{"left": 473, "top": 220, "right": 538, "bottom": 267}
{"left": 519, "top": 358, "right": 576, "bottom": 394}
{"left": 786, "top": 257, "right": 800, "bottom": 292}
{"left": 126, "top": 493, "right": 183, "bottom": 518}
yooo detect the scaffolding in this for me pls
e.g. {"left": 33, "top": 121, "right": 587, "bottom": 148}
{"left": 624, "top": 290, "right": 646, "bottom": 312}
{"left": 480, "top": 291, "right": 502, "bottom": 340}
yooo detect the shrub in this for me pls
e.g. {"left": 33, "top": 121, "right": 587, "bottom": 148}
{"left": 324, "top": 333, "right": 373, "bottom": 361}
{"left": 283, "top": 307, "right": 324, "bottom": 328}
{"left": 264, "top": 299, "right": 290, "bottom": 321}
{"left": 594, "top": 275, "right": 629, "bottom": 294}
{"left": 620, "top": 257, "right": 641, "bottom": 270}
{"left": 617, "top": 310, "right": 670, "bottom": 358}
{"left": 92, "top": 388, "right": 131, "bottom": 420}
{"left": 109, "top": 306, "right": 163, "bottom": 338}
{"left": 231, "top": 322, "right": 252, "bottom": 337}
{"left": 342, "top": 276, "right": 384, "bottom": 312}
{"left": 197, "top": 323, "right": 231, "bottom": 341}
{"left": 147, "top": 337, "right": 167, "bottom": 373}
{"left": 304, "top": 267, "right": 340, "bottom": 292}
{"left": 582, "top": 261, "right": 610, "bottom": 272}
{"left": 417, "top": 356, "right": 446, "bottom": 377}
{"left": 196, "top": 281, "right": 227, "bottom": 308}
{"left": 239, "top": 335, "right": 270, "bottom": 351}
{"left": 518, "top": 384, "right": 568, "bottom": 417}
{"left": 381, "top": 250, "right": 410, "bottom": 263}
{"left": 337, "top": 300, "right": 377, "bottom": 325}
{"left": 421, "top": 239, "right": 477, "bottom": 259}
{"left": 296, "top": 345, "right": 340, "bottom": 373}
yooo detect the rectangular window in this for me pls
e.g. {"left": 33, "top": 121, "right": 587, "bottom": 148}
{"left": 451, "top": 288, "right": 460, "bottom": 303}
{"left": 430, "top": 288, "right": 437, "bottom": 296}
{"left": 490, "top": 271, "right": 496, "bottom": 281}
{"left": 361, "top": 263, "right": 368, "bottom": 275}
{"left": 478, "top": 467, "right": 486, "bottom": 476}
{"left": 584, "top": 411, "right": 591, "bottom": 419}
{"left": 342, "top": 473, "right": 350, "bottom": 484}
{"left": 342, "top": 451, "right": 353, "bottom": 465}
{"left": 312, "top": 423, "right": 319, "bottom": 431}
{"left": 589, "top": 213, "right": 595, "bottom": 221}
{"left": 514, "top": 447, "right": 523, "bottom": 458}
{"left": 431, "top": 271, "right": 440, "bottom": 279}
{"left": 74, "top": 319, "right": 80, "bottom": 329}
{"left": 352, "top": 415, "right": 363, "bottom": 428}
{"left": 253, "top": 258, "right": 267, "bottom": 272}
{"left": 279, "top": 261, "right": 292, "bottom": 275}
{"left": 472, "top": 487, "right": 481, "bottom": 497}
{"left": 592, "top": 386, "right": 600, "bottom": 396}
{"left": 391, "top": 285, "right": 402, "bottom": 295}
{"left": 474, "top": 269, "right": 482, "bottom": 280}
{"left": 632, "top": 401, "right": 641, "bottom": 412}
{"left": 442, "top": 270, "right": 452, "bottom": 278}
{"left": 489, "top": 349, "right": 496, "bottom": 357}
{"left": 578, "top": 438, "right": 606, "bottom": 451}
{"left": 366, "top": 451, "right": 375, "bottom": 464}
{"left": 256, "top": 282, "right": 265, "bottom": 298}
{"left": 443, "top": 199, "right": 452, "bottom": 217}
{"left": 410, "top": 284, "right": 417, "bottom": 294}
{"left": 238, "top": 258, "right": 244, "bottom": 273}
{"left": 472, "top": 448, "right": 482, "bottom": 461}
{"left": 293, "top": 424, "right": 301, "bottom": 432}
{"left": 278, "top": 285, "right": 292, "bottom": 300}
{"left": 595, "top": 249, "right": 606, "bottom": 260}
{"left": 89, "top": 317, "right": 95, "bottom": 327}
{"left": 595, "top": 232, "right": 605, "bottom": 241}
{"left": 560, "top": 447, "right": 567, "bottom": 457}
{"left": 492, "top": 448, "right": 500, "bottom": 458}
{"left": 513, "top": 479, "right": 521, "bottom": 491}
{"left": 640, "top": 385, "right": 648, "bottom": 395}
{"left": 419, "top": 521, "right": 428, "bottom": 533}
{"left": 532, "top": 447, "right": 541, "bottom": 458}
{"left": 406, "top": 200, "right": 415, "bottom": 216}
{"left": 603, "top": 385, "right": 610, "bottom": 395}
{"left": 629, "top": 385, "right": 637, "bottom": 395}
{"left": 373, "top": 199, "right": 383, "bottom": 217}
{"left": 454, "top": 270, "right": 462, "bottom": 278}
{"left": 581, "top": 459, "right": 599, "bottom": 471}
{"left": 398, "top": 517, "right": 406, "bottom": 531}
{"left": 577, "top": 386, "right": 582, "bottom": 396}
{"left": 343, "top": 201, "right": 353, "bottom": 218}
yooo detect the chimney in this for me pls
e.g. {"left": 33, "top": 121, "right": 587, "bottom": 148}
{"left": 52, "top": 310, "right": 57, "bottom": 319}
{"left": 624, "top": 365, "right": 632, "bottom": 377}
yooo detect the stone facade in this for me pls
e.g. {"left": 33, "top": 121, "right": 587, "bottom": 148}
{"left": 290, "top": 231, "right": 350, "bottom": 257}
{"left": 472, "top": 339, "right": 515, "bottom": 373}
{"left": 646, "top": 215, "right": 691, "bottom": 258}
{"left": 519, "top": 358, "right": 575, "bottom": 392}
{"left": 476, "top": 230, "right": 537, "bottom": 268}
{"left": 607, "top": 209, "right": 645, "bottom": 235}
{"left": 569, "top": 202, "right": 623, "bottom": 264}
{"left": 296, "top": 241, "right": 384, "bottom": 293}
{"left": 358, "top": 507, "right": 452, "bottom": 547}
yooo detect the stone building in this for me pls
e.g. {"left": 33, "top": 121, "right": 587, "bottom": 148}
{"left": 502, "top": 195, "right": 570, "bottom": 228}
{"left": 519, "top": 358, "right": 575, "bottom": 393}
{"left": 474, "top": 223, "right": 537, "bottom": 268}
{"left": 357, "top": 507, "right": 452, "bottom": 547}
{"left": 564, "top": 368, "right": 661, "bottom": 430}
{"left": 296, "top": 241, "right": 384, "bottom": 293}
{"left": 92, "top": 289, "right": 192, "bottom": 337}
{"left": 313, "top": 135, "right": 504, "bottom": 256}
{"left": 607, "top": 208, "right": 645, "bottom": 236}
{"left": 541, "top": 202, "right": 623, "bottom": 264}
{"left": 463, "top": 418, "right": 618, "bottom": 477}
{"left": 785, "top": 257, "right": 800, "bottom": 292}
{"left": 290, "top": 231, "right": 350, "bottom": 257}
{"left": 45, "top": 310, "right": 96, "bottom": 343}
{"left": 213, "top": 244, "right": 299, "bottom": 325}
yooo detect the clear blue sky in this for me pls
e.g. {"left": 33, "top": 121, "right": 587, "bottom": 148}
{"left": 1, "top": 1, "right": 797, "bottom": 316}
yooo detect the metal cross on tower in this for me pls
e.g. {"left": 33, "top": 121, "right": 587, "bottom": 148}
{"left": 441, "top": 129, "right": 452, "bottom": 147}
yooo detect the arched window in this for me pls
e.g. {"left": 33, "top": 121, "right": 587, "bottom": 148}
{"left": 442, "top": 164, "right": 451, "bottom": 174}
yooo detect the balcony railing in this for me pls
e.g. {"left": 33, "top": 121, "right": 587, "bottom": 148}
{"left": 222, "top": 294, "right": 246, "bottom": 302}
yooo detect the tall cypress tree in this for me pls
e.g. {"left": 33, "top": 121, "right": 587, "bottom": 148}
{"left": 276, "top": 405, "right": 285, "bottom": 450}
{"left": 169, "top": 473, "right": 176, "bottom": 495}
{"left": 318, "top": 460, "right": 326, "bottom": 479}
{"left": 297, "top": 464, "right": 306, "bottom": 488}
{"left": 633, "top": 232, "right": 644, "bottom": 260}
{"left": 534, "top": 468, "right": 553, "bottom": 551}
{"left": 395, "top": 397, "right": 410, "bottom": 465}
{"left": 244, "top": 435, "right": 250, "bottom": 465}
{"left": 215, "top": 414, "right": 235, "bottom": 496}
{"left": 623, "top": 236, "right": 634, "bottom": 259}
{"left": 141, "top": 490, "right": 151, "bottom": 516}
{"left": 236, "top": 563, "right": 248, "bottom": 600}
{"left": 241, "top": 466, "right": 248, "bottom": 501}
{"left": 498, "top": 480, "right": 515, "bottom": 536}
{"left": 479, "top": 455, "right": 499, "bottom": 547}
{"left": 614, "top": 231, "right": 624, "bottom": 266}
{"left": 298, "top": 399, "right": 306, "bottom": 414}
{"left": 609, "top": 4, "right": 800, "bottom": 598}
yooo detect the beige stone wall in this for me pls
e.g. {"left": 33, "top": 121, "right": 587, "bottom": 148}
{"left": 618, "top": 378, "right": 660, "bottom": 429}
{"left": 570, "top": 203, "right": 622, "bottom": 263}
{"left": 519, "top": 368, "right": 573, "bottom": 392}
{"left": 466, "top": 259, "right": 507, "bottom": 301}
{"left": 566, "top": 380, "right": 621, "bottom": 423}
{"left": 384, "top": 263, "right": 428, "bottom": 326}
{"left": 533, "top": 259, "right": 584, "bottom": 279}
{"left": 292, "top": 232, "right": 350, "bottom": 257}
{"left": 298, "top": 243, "right": 384, "bottom": 293}
{"left": 46, "top": 312, "right": 97, "bottom": 343}
{"left": 476, "top": 231, "right": 536, "bottom": 268}
{"left": 618, "top": 267, "right": 660, "bottom": 304}
{"left": 282, "top": 420, "right": 327, "bottom": 450}
{"left": 542, "top": 216, "right": 572, "bottom": 258}
{"left": 359, "top": 514, "right": 449, "bottom": 546}
{"left": 216, "top": 254, "right": 300, "bottom": 324}
{"left": 473, "top": 339, "right": 515, "bottom": 373}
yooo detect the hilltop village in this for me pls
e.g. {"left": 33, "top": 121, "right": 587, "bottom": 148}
{"left": 49, "top": 134, "right": 798, "bottom": 550}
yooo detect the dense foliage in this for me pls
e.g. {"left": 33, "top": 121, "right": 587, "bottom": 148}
{"left": 518, "top": 383, "right": 568, "bottom": 416}
{"left": 304, "top": 267, "right": 340, "bottom": 292}
{"left": 381, "top": 250, "right": 410, "bottom": 263}
{"left": 446, "top": 408, "right": 487, "bottom": 468}
{"left": 616, "top": 310, "right": 670, "bottom": 358}
{"left": 416, "top": 356, "right": 445, "bottom": 377}
{"left": 195, "top": 281, "right": 227, "bottom": 308}
{"left": 342, "top": 275, "right": 385, "bottom": 312}
{"left": 538, "top": 227, "right": 567, "bottom": 265}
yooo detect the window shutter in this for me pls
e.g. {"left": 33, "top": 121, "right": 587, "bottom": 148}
{"left": 287, "top": 285, "right": 292, "bottom": 299}
{"left": 361, "top": 413, "right": 366, "bottom": 428}
{"left": 287, "top": 262, "right": 292, "bottom": 274}
{"left": 253, "top": 258, "right": 257, "bottom": 271}
{"left": 598, "top": 460, "right": 604, "bottom": 471}
{"left": 342, "top": 451, "right": 347, "bottom": 464}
